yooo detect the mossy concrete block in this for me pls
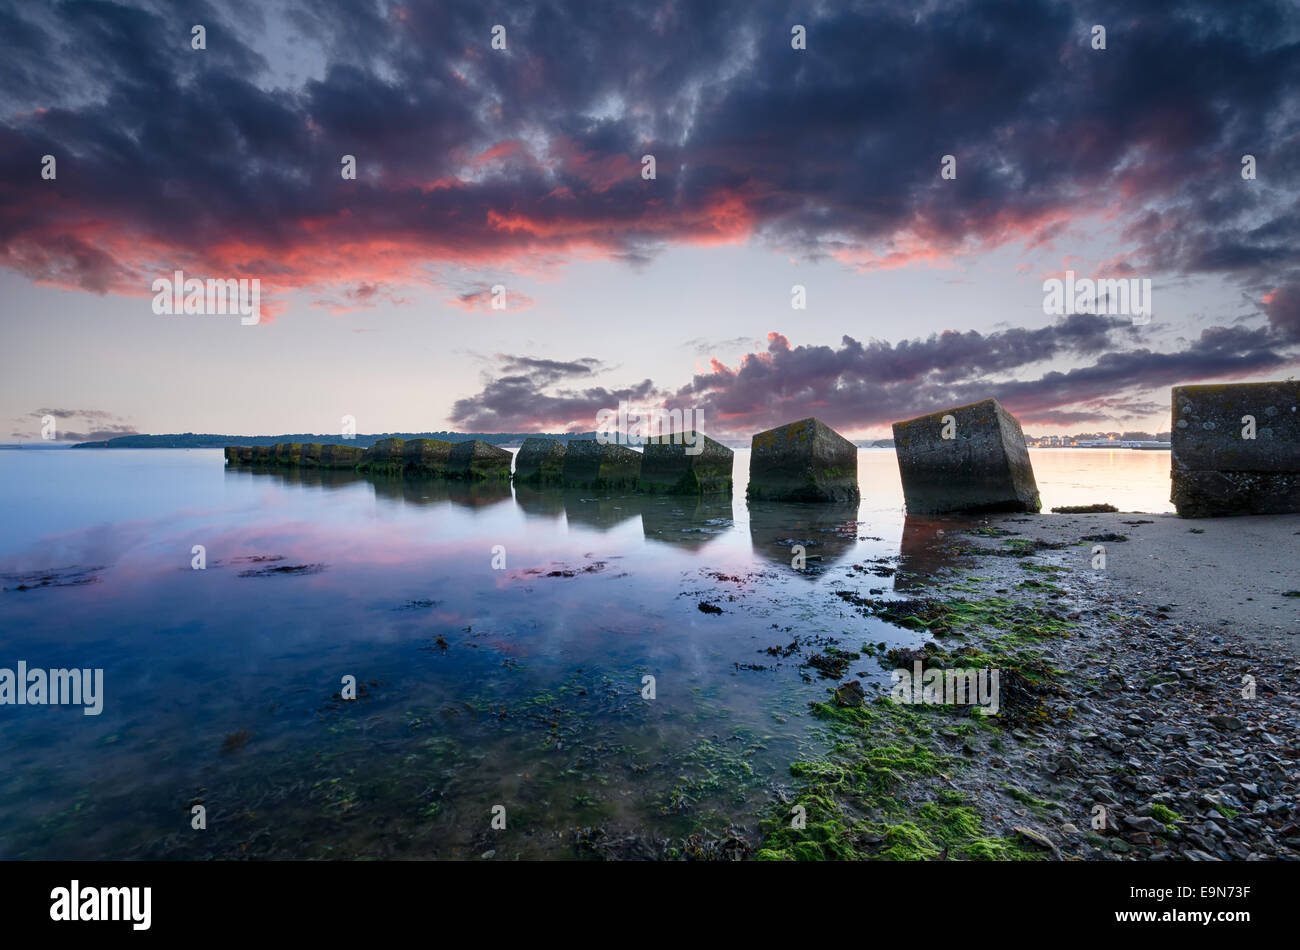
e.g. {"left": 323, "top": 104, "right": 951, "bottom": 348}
{"left": 273, "top": 443, "right": 305, "bottom": 466}
{"left": 358, "top": 438, "right": 406, "bottom": 474}
{"left": 747, "top": 418, "right": 859, "bottom": 503}
{"left": 1172, "top": 382, "right": 1300, "bottom": 516}
{"left": 402, "top": 438, "right": 454, "bottom": 476}
{"left": 514, "top": 437, "right": 567, "bottom": 483}
{"left": 224, "top": 446, "right": 239, "bottom": 464}
{"left": 638, "top": 431, "right": 733, "bottom": 494}
{"left": 253, "top": 445, "right": 274, "bottom": 463}
{"left": 561, "top": 440, "right": 643, "bottom": 489}
{"left": 447, "top": 439, "right": 512, "bottom": 480}
{"left": 236, "top": 446, "right": 255, "bottom": 463}
{"left": 892, "top": 399, "right": 1040, "bottom": 514}
{"left": 320, "top": 443, "right": 364, "bottom": 469}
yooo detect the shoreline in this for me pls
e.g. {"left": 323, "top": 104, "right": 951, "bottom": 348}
{"left": 759, "top": 510, "right": 1300, "bottom": 860}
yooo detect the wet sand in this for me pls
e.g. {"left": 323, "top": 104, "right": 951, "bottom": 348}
{"left": 975, "top": 511, "right": 1300, "bottom": 658}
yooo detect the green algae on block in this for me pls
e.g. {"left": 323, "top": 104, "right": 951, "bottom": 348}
{"left": 447, "top": 439, "right": 512, "bottom": 480}
{"left": 1171, "top": 381, "right": 1300, "bottom": 517}
{"left": 223, "top": 446, "right": 239, "bottom": 464}
{"left": 747, "top": 417, "right": 859, "bottom": 503}
{"left": 357, "top": 438, "right": 407, "bottom": 474}
{"left": 561, "top": 439, "right": 643, "bottom": 489}
{"left": 402, "top": 438, "right": 454, "bottom": 476}
{"left": 273, "top": 443, "right": 304, "bottom": 466}
{"left": 320, "top": 443, "right": 364, "bottom": 469}
{"left": 892, "top": 398, "right": 1040, "bottom": 514}
{"left": 295, "top": 443, "right": 324, "bottom": 467}
{"left": 638, "top": 431, "right": 733, "bottom": 494}
{"left": 513, "top": 437, "right": 567, "bottom": 484}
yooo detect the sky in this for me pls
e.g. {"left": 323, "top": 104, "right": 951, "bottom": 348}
{"left": 1, "top": 0, "right": 1298, "bottom": 442}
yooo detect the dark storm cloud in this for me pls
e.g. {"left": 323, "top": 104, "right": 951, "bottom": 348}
{"left": 1, "top": 0, "right": 1296, "bottom": 296}
{"left": 448, "top": 353, "right": 662, "bottom": 431}
{"left": 3, "top": 0, "right": 1299, "bottom": 429}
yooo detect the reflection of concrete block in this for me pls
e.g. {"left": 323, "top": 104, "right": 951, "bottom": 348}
{"left": 514, "top": 437, "right": 567, "bottom": 484}
{"left": 893, "top": 399, "right": 1040, "bottom": 514}
{"left": 746, "top": 418, "right": 859, "bottom": 503}
{"left": 1172, "top": 382, "right": 1300, "bottom": 517}
{"left": 747, "top": 500, "right": 860, "bottom": 576}
{"left": 638, "top": 432, "right": 733, "bottom": 494}
{"left": 447, "top": 440, "right": 512, "bottom": 480}
{"left": 561, "top": 440, "right": 643, "bottom": 489}
{"left": 402, "top": 438, "right": 453, "bottom": 476}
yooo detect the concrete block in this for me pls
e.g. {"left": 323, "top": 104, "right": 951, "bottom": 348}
{"left": 746, "top": 417, "right": 859, "bottom": 503}
{"left": 402, "top": 438, "right": 453, "bottom": 476}
{"left": 892, "top": 399, "right": 1039, "bottom": 514}
{"left": 1172, "top": 381, "right": 1300, "bottom": 516}
{"left": 357, "top": 438, "right": 406, "bottom": 474}
{"left": 638, "top": 432, "right": 733, "bottom": 494}
{"left": 447, "top": 439, "right": 512, "bottom": 480}
{"left": 561, "top": 440, "right": 642, "bottom": 489}
{"left": 513, "top": 437, "right": 567, "bottom": 484}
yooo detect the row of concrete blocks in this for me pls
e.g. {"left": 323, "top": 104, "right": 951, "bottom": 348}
{"left": 889, "top": 381, "right": 1300, "bottom": 518}
{"left": 223, "top": 380, "right": 1300, "bottom": 514}
{"left": 224, "top": 439, "right": 513, "bottom": 480}
{"left": 223, "top": 434, "right": 739, "bottom": 493}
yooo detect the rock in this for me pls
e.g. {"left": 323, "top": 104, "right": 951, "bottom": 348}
{"left": 561, "top": 440, "right": 643, "bottom": 489}
{"left": 402, "top": 438, "right": 454, "bottom": 475}
{"left": 1171, "top": 381, "right": 1300, "bottom": 516}
{"left": 1013, "top": 826, "right": 1061, "bottom": 857}
{"left": 892, "top": 398, "right": 1040, "bottom": 514}
{"left": 638, "top": 431, "right": 733, "bottom": 494}
{"left": 746, "top": 417, "right": 859, "bottom": 503}
{"left": 833, "top": 680, "right": 865, "bottom": 707}
{"left": 1124, "top": 815, "right": 1167, "bottom": 834}
{"left": 513, "top": 437, "right": 567, "bottom": 484}
{"left": 1185, "top": 849, "right": 1221, "bottom": 861}
{"left": 357, "top": 438, "right": 407, "bottom": 474}
{"left": 447, "top": 440, "right": 512, "bottom": 480}
{"left": 1091, "top": 786, "right": 1120, "bottom": 804}
{"left": 1208, "top": 714, "right": 1244, "bottom": 732}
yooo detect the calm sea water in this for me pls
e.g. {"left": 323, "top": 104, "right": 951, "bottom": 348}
{"left": 0, "top": 447, "right": 1173, "bottom": 858}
